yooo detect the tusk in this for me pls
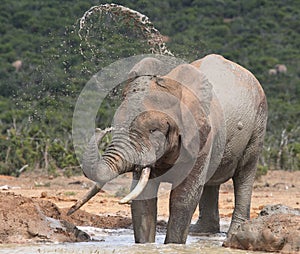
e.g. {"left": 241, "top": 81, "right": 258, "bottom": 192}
{"left": 67, "top": 182, "right": 105, "bottom": 216}
{"left": 119, "top": 167, "right": 151, "bottom": 204}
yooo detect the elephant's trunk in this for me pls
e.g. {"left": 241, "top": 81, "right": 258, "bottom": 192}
{"left": 67, "top": 128, "right": 153, "bottom": 215}
{"left": 82, "top": 129, "right": 142, "bottom": 183}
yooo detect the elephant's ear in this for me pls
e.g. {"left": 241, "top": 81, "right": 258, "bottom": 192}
{"left": 164, "top": 64, "right": 213, "bottom": 159}
{"left": 128, "top": 57, "right": 165, "bottom": 79}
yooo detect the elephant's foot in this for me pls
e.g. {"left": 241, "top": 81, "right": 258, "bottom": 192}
{"left": 222, "top": 219, "right": 243, "bottom": 246}
{"left": 189, "top": 219, "right": 220, "bottom": 235}
{"left": 222, "top": 230, "right": 240, "bottom": 248}
{"left": 222, "top": 234, "right": 234, "bottom": 247}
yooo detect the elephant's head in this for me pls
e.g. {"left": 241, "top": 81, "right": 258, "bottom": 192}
{"left": 81, "top": 57, "right": 213, "bottom": 203}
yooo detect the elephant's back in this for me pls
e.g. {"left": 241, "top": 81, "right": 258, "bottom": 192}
{"left": 191, "top": 54, "right": 265, "bottom": 107}
{"left": 192, "top": 54, "right": 265, "bottom": 132}
{"left": 192, "top": 54, "right": 267, "bottom": 184}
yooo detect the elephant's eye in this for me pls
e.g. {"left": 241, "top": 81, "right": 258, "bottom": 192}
{"left": 149, "top": 129, "right": 157, "bottom": 133}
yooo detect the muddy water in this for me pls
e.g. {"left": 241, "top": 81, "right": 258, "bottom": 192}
{"left": 0, "top": 220, "right": 272, "bottom": 254}
{"left": 0, "top": 232, "right": 256, "bottom": 254}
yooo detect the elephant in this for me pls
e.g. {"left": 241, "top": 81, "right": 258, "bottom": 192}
{"left": 73, "top": 54, "right": 268, "bottom": 244}
{"left": 268, "top": 68, "right": 277, "bottom": 76}
{"left": 12, "top": 60, "right": 22, "bottom": 72}
{"left": 268, "top": 64, "right": 287, "bottom": 76}
{"left": 275, "top": 64, "right": 287, "bottom": 74}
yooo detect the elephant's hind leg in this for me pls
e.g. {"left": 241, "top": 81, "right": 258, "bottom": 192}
{"left": 227, "top": 102, "right": 267, "bottom": 240}
{"left": 189, "top": 185, "right": 220, "bottom": 234}
{"left": 226, "top": 155, "right": 258, "bottom": 241}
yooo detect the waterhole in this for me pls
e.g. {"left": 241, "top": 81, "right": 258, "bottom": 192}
{"left": 0, "top": 220, "right": 271, "bottom": 254}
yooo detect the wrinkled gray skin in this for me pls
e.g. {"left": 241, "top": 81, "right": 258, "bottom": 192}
{"left": 83, "top": 54, "right": 267, "bottom": 244}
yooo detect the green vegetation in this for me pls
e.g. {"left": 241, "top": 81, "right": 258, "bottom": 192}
{"left": 0, "top": 0, "right": 299, "bottom": 176}
{"left": 64, "top": 191, "right": 77, "bottom": 196}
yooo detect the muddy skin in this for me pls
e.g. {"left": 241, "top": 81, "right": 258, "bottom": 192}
{"left": 80, "top": 54, "right": 268, "bottom": 245}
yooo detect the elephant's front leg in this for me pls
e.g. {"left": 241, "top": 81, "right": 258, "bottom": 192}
{"left": 131, "top": 198, "right": 157, "bottom": 243}
{"left": 165, "top": 174, "right": 204, "bottom": 244}
{"left": 131, "top": 172, "right": 159, "bottom": 243}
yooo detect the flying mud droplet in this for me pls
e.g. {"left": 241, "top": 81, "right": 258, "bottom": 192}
{"left": 78, "top": 3, "right": 173, "bottom": 57}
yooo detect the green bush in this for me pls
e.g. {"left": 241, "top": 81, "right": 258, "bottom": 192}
{"left": 0, "top": 0, "right": 299, "bottom": 175}
{"left": 256, "top": 164, "right": 268, "bottom": 179}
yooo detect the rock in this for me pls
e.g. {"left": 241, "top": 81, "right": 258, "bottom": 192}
{"left": 260, "top": 204, "right": 300, "bottom": 216}
{"left": 40, "top": 191, "right": 48, "bottom": 198}
{"left": 223, "top": 204, "right": 300, "bottom": 253}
